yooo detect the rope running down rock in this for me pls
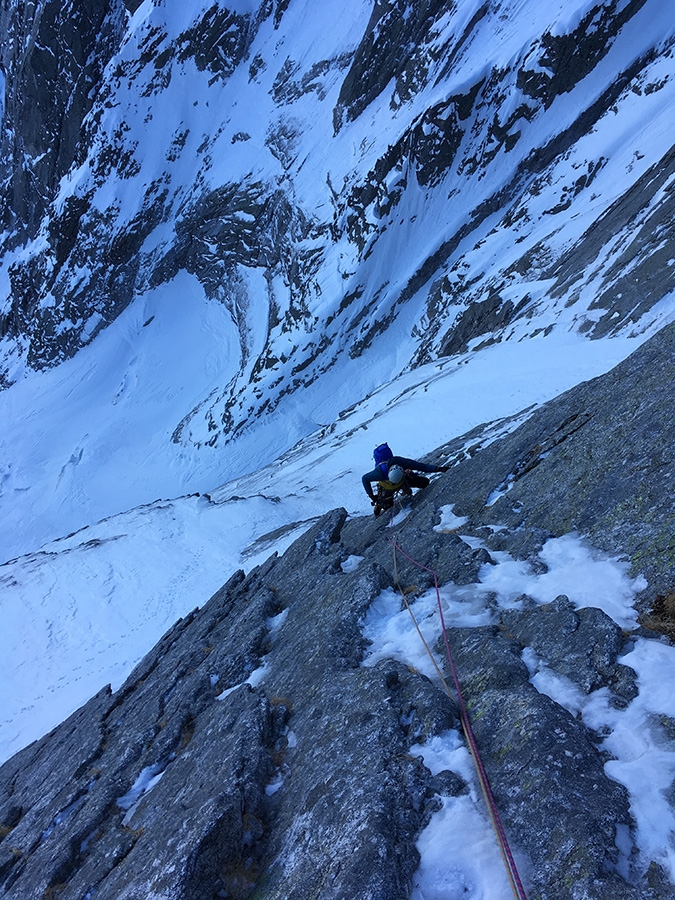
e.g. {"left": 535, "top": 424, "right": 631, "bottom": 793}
{"left": 386, "top": 499, "right": 529, "bottom": 900}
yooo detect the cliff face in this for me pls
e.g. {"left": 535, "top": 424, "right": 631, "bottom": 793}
{"left": 0, "top": 0, "right": 127, "bottom": 242}
{"left": 1, "top": 0, "right": 674, "bottom": 440}
{"left": 1, "top": 323, "right": 674, "bottom": 900}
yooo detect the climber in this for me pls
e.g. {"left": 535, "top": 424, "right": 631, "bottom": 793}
{"left": 362, "top": 442, "right": 448, "bottom": 516}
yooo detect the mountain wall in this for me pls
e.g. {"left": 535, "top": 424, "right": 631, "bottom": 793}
{"left": 1, "top": 320, "right": 674, "bottom": 899}
{"left": 0, "top": 0, "right": 127, "bottom": 243}
{"left": 1, "top": 0, "right": 674, "bottom": 442}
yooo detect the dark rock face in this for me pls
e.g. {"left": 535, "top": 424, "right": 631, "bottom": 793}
{"left": 335, "top": 0, "right": 453, "bottom": 128}
{"left": 0, "top": 511, "right": 460, "bottom": 900}
{"left": 517, "top": 0, "right": 650, "bottom": 107}
{"left": 445, "top": 624, "right": 641, "bottom": 900}
{"left": 0, "top": 0, "right": 127, "bottom": 243}
{"left": 175, "top": 6, "right": 253, "bottom": 80}
{"left": 501, "top": 595, "right": 638, "bottom": 701}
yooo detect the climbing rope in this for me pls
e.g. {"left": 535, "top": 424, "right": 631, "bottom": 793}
{"left": 386, "top": 497, "right": 529, "bottom": 900}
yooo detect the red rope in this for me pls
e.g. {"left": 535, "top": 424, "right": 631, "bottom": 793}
{"left": 386, "top": 514, "right": 528, "bottom": 900}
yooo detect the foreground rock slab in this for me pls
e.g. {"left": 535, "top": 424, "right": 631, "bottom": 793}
{"left": 4, "top": 324, "right": 675, "bottom": 899}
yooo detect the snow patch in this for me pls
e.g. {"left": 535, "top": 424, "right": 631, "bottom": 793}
{"left": 362, "top": 527, "right": 669, "bottom": 894}
{"left": 434, "top": 505, "right": 469, "bottom": 532}
{"left": 117, "top": 763, "right": 166, "bottom": 825}
{"left": 340, "top": 554, "right": 364, "bottom": 573}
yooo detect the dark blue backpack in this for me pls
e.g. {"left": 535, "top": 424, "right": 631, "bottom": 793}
{"left": 373, "top": 442, "right": 393, "bottom": 476}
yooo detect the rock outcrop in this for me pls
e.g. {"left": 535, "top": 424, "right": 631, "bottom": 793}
{"left": 0, "top": 511, "right": 460, "bottom": 900}
{"left": 433, "top": 319, "right": 675, "bottom": 606}
{"left": 2, "top": 321, "right": 675, "bottom": 899}
{"left": 0, "top": 0, "right": 127, "bottom": 243}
